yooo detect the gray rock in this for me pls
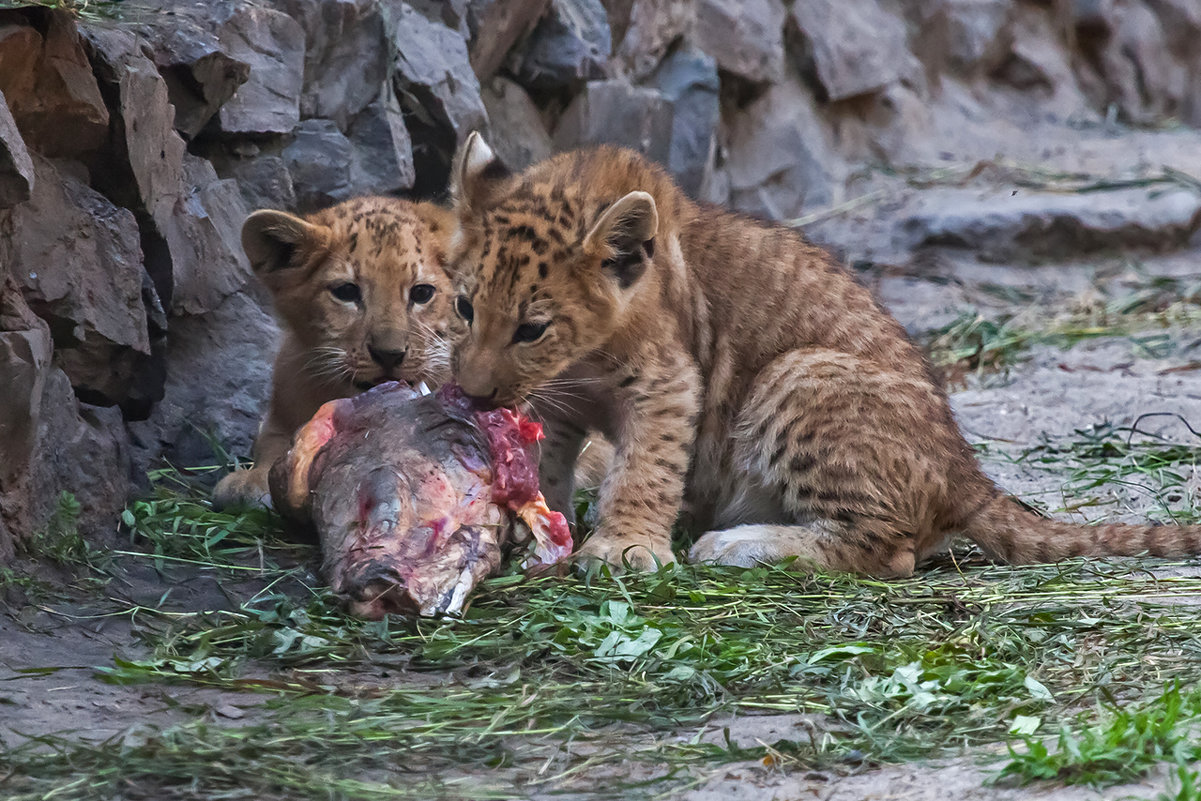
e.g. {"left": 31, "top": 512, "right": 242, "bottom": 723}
{"left": 393, "top": 2, "right": 489, "bottom": 140}
{"left": 480, "top": 76, "right": 554, "bottom": 169}
{"left": 0, "top": 88, "right": 33, "bottom": 208}
{"left": 654, "top": 45, "right": 719, "bottom": 198}
{"left": 724, "top": 78, "right": 838, "bottom": 219}
{"left": 85, "top": 27, "right": 252, "bottom": 316}
{"left": 610, "top": 0, "right": 694, "bottom": 81}
{"left": 2, "top": 156, "right": 151, "bottom": 408}
{"left": 694, "top": 0, "right": 784, "bottom": 85}
{"left": 789, "top": 0, "right": 911, "bottom": 100}
{"left": 467, "top": 0, "right": 551, "bottom": 80}
{"left": 281, "top": 0, "right": 389, "bottom": 129}
{"left": 347, "top": 93, "right": 416, "bottom": 197}
{"left": 409, "top": 0, "right": 471, "bottom": 37}
{"left": 216, "top": 6, "right": 305, "bottom": 134}
{"left": 228, "top": 154, "right": 297, "bottom": 211}
{"left": 942, "top": 0, "right": 1014, "bottom": 73}
{"left": 284, "top": 118, "right": 353, "bottom": 211}
{"left": 127, "top": 290, "right": 279, "bottom": 477}
{"left": 553, "top": 80, "right": 672, "bottom": 165}
{"left": 0, "top": 274, "right": 52, "bottom": 491}
{"left": 516, "top": 0, "right": 612, "bottom": 91}
{"left": 0, "top": 13, "right": 110, "bottom": 157}
{"left": 898, "top": 186, "right": 1201, "bottom": 262}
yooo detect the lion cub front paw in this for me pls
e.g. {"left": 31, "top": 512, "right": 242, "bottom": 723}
{"left": 573, "top": 533, "right": 676, "bottom": 573}
{"left": 212, "top": 467, "right": 273, "bottom": 511}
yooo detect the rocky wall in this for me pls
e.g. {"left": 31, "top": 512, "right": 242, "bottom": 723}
{"left": 2, "top": 0, "right": 1200, "bottom": 560}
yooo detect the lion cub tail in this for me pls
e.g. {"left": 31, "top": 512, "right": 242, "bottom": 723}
{"left": 964, "top": 493, "right": 1201, "bottom": 564}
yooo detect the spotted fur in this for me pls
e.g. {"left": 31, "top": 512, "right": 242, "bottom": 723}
{"left": 214, "top": 197, "right": 461, "bottom": 510}
{"left": 446, "top": 135, "right": 1201, "bottom": 573}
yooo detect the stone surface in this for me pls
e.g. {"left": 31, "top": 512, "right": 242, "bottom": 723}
{"left": 654, "top": 45, "right": 719, "bottom": 198}
{"left": 693, "top": 0, "right": 784, "bottom": 85}
{"left": 789, "top": 0, "right": 911, "bottom": 101}
{"left": 283, "top": 118, "right": 353, "bottom": 211}
{"left": 347, "top": 93, "right": 417, "bottom": 197}
{"left": 0, "top": 12, "right": 109, "bottom": 157}
{"left": 898, "top": 186, "right": 1201, "bottom": 262}
{"left": 467, "top": 0, "right": 551, "bottom": 80}
{"left": 609, "top": 0, "right": 693, "bottom": 81}
{"left": 941, "top": 0, "right": 1014, "bottom": 73}
{"left": 516, "top": 0, "right": 612, "bottom": 91}
{"left": 0, "top": 88, "right": 33, "bottom": 208}
{"left": 127, "top": 291, "right": 279, "bottom": 478}
{"left": 215, "top": 6, "right": 305, "bottom": 134}
{"left": 724, "top": 78, "right": 838, "bottom": 219}
{"left": 553, "top": 80, "right": 672, "bottom": 164}
{"left": 287, "top": 0, "right": 389, "bottom": 129}
{"left": 480, "top": 76, "right": 554, "bottom": 169}
{"left": 226, "top": 154, "right": 297, "bottom": 211}
{"left": 3, "top": 156, "right": 150, "bottom": 408}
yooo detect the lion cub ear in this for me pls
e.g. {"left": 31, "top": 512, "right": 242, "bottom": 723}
{"left": 583, "top": 191, "right": 658, "bottom": 289}
{"left": 450, "top": 131, "right": 512, "bottom": 216}
{"left": 241, "top": 210, "right": 326, "bottom": 276}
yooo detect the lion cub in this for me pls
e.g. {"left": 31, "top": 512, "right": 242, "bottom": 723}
{"left": 443, "top": 133, "right": 1201, "bottom": 574}
{"left": 214, "top": 197, "right": 459, "bottom": 510}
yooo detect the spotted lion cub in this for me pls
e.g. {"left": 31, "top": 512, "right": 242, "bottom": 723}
{"left": 445, "top": 133, "right": 1201, "bottom": 574}
{"left": 213, "top": 197, "right": 459, "bottom": 510}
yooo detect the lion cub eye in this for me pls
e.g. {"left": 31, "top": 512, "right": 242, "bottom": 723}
{"left": 512, "top": 321, "right": 549, "bottom": 343}
{"left": 455, "top": 296, "right": 474, "bottom": 324}
{"left": 410, "top": 284, "right": 435, "bottom": 304}
{"left": 330, "top": 282, "right": 361, "bottom": 304}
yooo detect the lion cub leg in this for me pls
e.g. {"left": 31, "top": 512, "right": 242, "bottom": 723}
{"left": 689, "top": 348, "right": 987, "bottom": 577}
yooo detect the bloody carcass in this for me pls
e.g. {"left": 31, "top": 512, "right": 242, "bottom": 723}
{"left": 268, "top": 382, "right": 572, "bottom": 618}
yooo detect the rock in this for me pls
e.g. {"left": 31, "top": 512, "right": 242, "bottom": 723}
{"left": 0, "top": 88, "right": 33, "bottom": 208}
{"left": 467, "top": 0, "right": 551, "bottom": 80}
{"left": 941, "top": 0, "right": 1014, "bottom": 73}
{"left": 2, "top": 156, "right": 151, "bottom": 409}
{"left": 553, "top": 80, "right": 672, "bottom": 165}
{"left": 693, "top": 0, "right": 784, "bottom": 85}
{"left": 0, "top": 277, "right": 132, "bottom": 558}
{"left": 392, "top": 1, "right": 488, "bottom": 193}
{"left": 409, "top": 0, "right": 471, "bottom": 37}
{"left": 724, "top": 78, "right": 838, "bottom": 219}
{"left": 347, "top": 93, "right": 416, "bottom": 197}
{"left": 124, "top": 4, "right": 251, "bottom": 138}
{"left": 216, "top": 6, "right": 305, "bottom": 134}
{"left": 127, "top": 291, "right": 279, "bottom": 478}
{"left": 898, "top": 186, "right": 1201, "bottom": 262}
{"left": 480, "top": 76, "right": 553, "bottom": 169}
{"left": 654, "top": 45, "right": 719, "bottom": 198}
{"left": 283, "top": 119, "right": 353, "bottom": 211}
{"left": 84, "top": 27, "right": 252, "bottom": 316}
{"left": 0, "top": 12, "right": 109, "bottom": 157}
{"left": 610, "top": 0, "right": 694, "bottom": 81}
{"left": 516, "top": 0, "right": 612, "bottom": 91}
{"left": 788, "top": 0, "right": 911, "bottom": 101}
{"left": 227, "top": 154, "right": 297, "bottom": 211}
{"left": 283, "top": 0, "right": 389, "bottom": 129}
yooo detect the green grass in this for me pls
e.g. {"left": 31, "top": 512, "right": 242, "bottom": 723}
{"left": 0, "top": 0, "right": 121, "bottom": 19}
{"left": 2, "top": 414, "right": 1200, "bottom": 799}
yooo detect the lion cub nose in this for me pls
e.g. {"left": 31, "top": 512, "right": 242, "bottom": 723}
{"left": 368, "top": 344, "right": 407, "bottom": 370}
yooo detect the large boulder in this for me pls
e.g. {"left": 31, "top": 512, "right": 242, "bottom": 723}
{"left": 215, "top": 5, "right": 305, "bottom": 134}
{"left": 693, "top": 0, "right": 784, "bottom": 85}
{"left": 654, "top": 45, "right": 719, "bottom": 198}
{"left": 467, "top": 0, "right": 552, "bottom": 80}
{"left": 553, "top": 80, "right": 672, "bottom": 164}
{"left": 2, "top": 156, "right": 151, "bottom": 409}
{"left": 480, "top": 76, "right": 554, "bottom": 169}
{"left": 0, "top": 11, "right": 109, "bottom": 157}
{"left": 788, "top": 0, "right": 913, "bottom": 101}
{"left": 84, "top": 27, "right": 253, "bottom": 316}
{"left": 283, "top": 118, "right": 353, "bottom": 211}
{"left": 0, "top": 88, "right": 33, "bottom": 208}
{"left": 347, "top": 93, "right": 417, "bottom": 197}
{"left": 516, "top": 0, "right": 612, "bottom": 91}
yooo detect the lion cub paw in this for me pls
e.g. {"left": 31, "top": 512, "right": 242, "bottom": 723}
{"left": 212, "top": 468, "right": 273, "bottom": 511}
{"left": 573, "top": 534, "right": 676, "bottom": 573}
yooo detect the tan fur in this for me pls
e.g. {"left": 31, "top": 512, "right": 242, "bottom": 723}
{"left": 213, "top": 197, "right": 461, "bottom": 510}
{"left": 446, "top": 138, "right": 1201, "bottom": 573}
